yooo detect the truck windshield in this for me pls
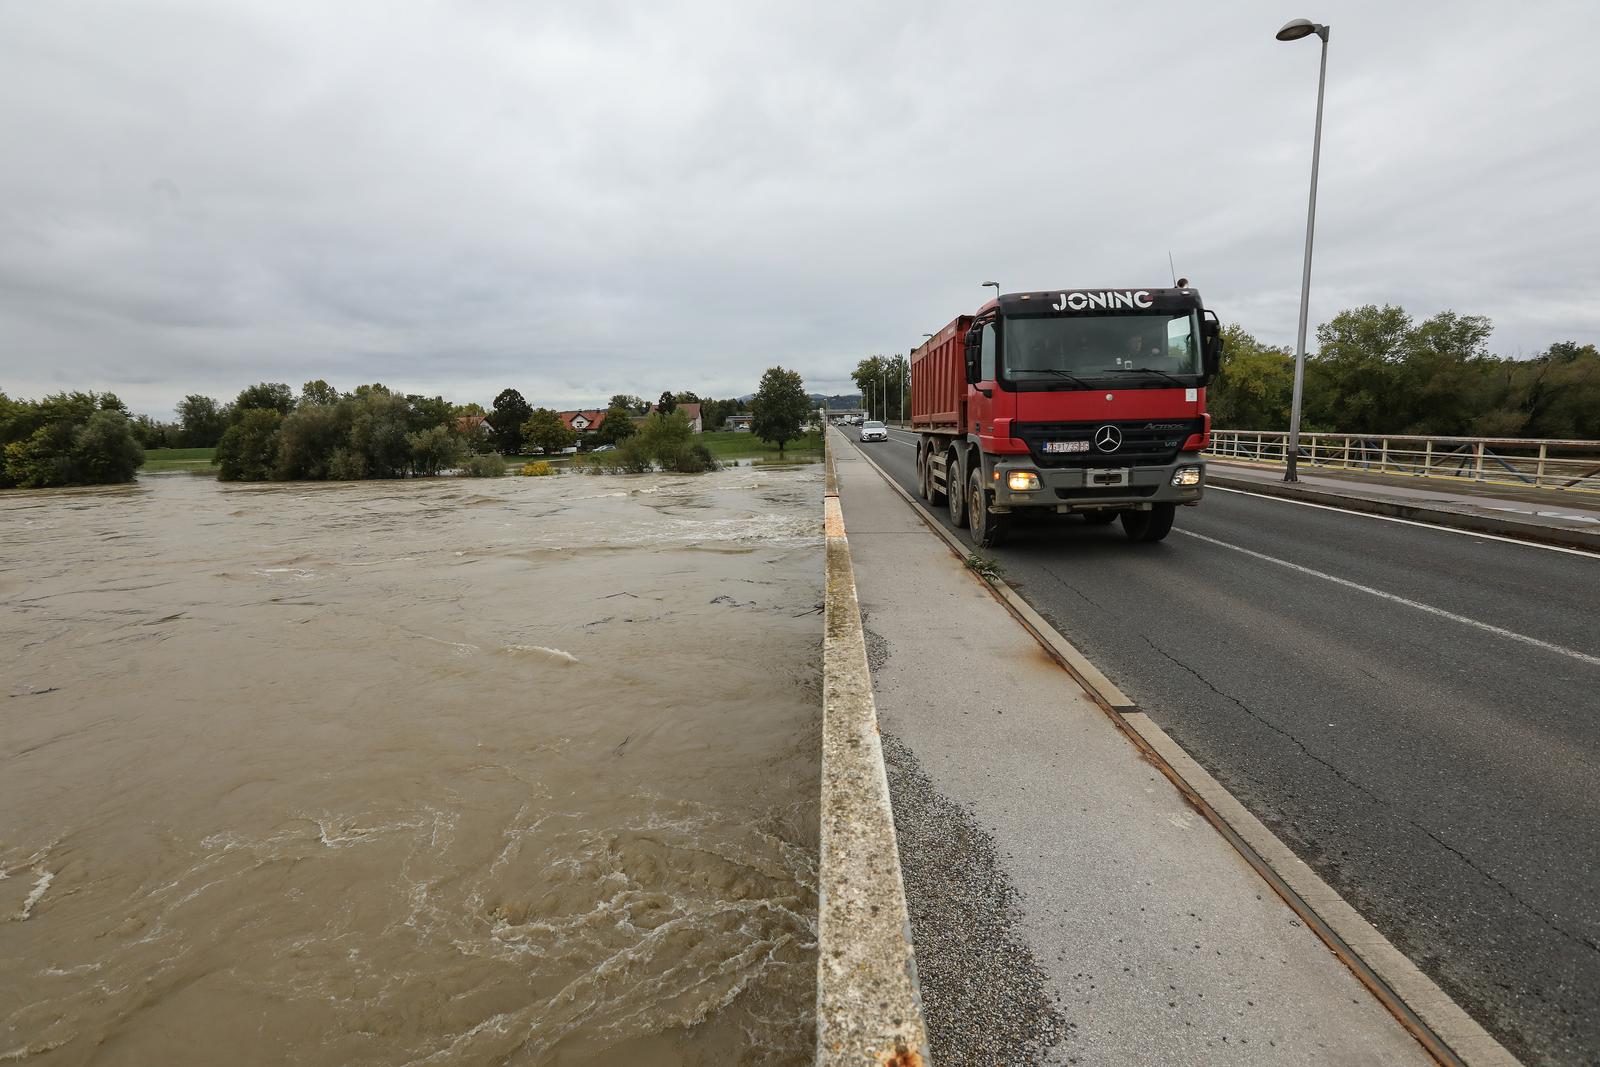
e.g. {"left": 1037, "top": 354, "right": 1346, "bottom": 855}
{"left": 1004, "top": 312, "right": 1201, "bottom": 383}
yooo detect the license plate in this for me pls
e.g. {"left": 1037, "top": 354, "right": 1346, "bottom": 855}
{"left": 1087, "top": 468, "right": 1129, "bottom": 487}
{"left": 1043, "top": 440, "right": 1089, "bottom": 453}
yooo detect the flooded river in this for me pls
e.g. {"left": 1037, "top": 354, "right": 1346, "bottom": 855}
{"left": 1, "top": 468, "right": 822, "bottom": 1065}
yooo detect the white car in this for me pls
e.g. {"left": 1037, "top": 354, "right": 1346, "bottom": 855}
{"left": 859, "top": 420, "right": 888, "bottom": 442}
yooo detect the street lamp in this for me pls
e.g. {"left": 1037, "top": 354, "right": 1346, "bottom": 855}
{"left": 982, "top": 280, "right": 1000, "bottom": 302}
{"left": 1277, "top": 17, "right": 1329, "bottom": 483}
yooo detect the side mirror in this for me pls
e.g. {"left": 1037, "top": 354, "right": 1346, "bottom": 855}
{"left": 964, "top": 328, "right": 982, "bottom": 384}
{"left": 1200, "top": 313, "right": 1223, "bottom": 381}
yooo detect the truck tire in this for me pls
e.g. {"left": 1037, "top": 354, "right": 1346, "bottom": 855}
{"left": 947, "top": 452, "right": 968, "bottom": 528}
{"left": 1082, "top": 510, "right": 1119, "bottom": 525}
{"left": 1121, "top": 503, "right": 1175, "bottom": 543}
{"left": 968, "top": 469, "right": 1008, "bottom": 547}
{"left": 923, "top": 451, "right": 946, "bottom": 506}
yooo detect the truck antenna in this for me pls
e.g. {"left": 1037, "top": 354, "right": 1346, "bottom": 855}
{"left": 1167, "top": 250, "right": 1177, "bottom": 287}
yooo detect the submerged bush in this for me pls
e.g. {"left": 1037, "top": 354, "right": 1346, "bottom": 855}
{"left": 407, "top": 425, "right": 464, "bottom": 476}
{"left": 667, "top": 442, "right": 717, "bottom": 473}
{"left": 1, "top": 393, "right": 144, "bottom": 488}
{"left": 520, "top": 460, "right": 555, "bottom": 477}
{"left": 458, "top": 453, "right": 507, "bottom": 477}
{"left": 215, "top": 409, "right": 284, "bottom": 482}
{"left": 327, "top": 447, "right": 368, "bottom": 480}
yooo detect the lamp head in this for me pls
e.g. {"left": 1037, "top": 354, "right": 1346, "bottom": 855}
{"left": 1276, "top": 18, "right": 1327, "bottom": 42}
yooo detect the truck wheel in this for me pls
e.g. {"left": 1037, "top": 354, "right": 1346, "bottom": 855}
{"left": 923, "top": 452, "right": 946, "bottom": 506}
{"left": 1082, "top": 510, "right": 1119, "bottom": 525}
{"left": 947, "top": 454, "right": 968, "bottom": 528}
{"left": 1121, "top": 503, "right": 1176, "bottom": 543}
{"left": 968, "top": 469, "right": 1008, "bottom": 547}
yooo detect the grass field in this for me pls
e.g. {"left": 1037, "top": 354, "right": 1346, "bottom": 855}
{"left": 697, "top": 429, "right": 821, "bottom": 460}
{"left": 141, "top": 447, "right": 216, "bottom": 473}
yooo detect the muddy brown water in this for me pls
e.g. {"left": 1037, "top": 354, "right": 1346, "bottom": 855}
{"left": 1, "top": 468, "right": 823, "bottom": 1065}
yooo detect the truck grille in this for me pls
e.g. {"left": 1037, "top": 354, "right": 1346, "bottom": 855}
{"left": 1015, "top": 419, "right": 1202, "bottom": 468}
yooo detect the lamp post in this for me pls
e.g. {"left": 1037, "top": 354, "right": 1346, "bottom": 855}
{"left": 1277, "top": 17, "right": 1329, "bottom": 482}
{"left": 982, "top": 280, "right": 1000, "bottom": 303}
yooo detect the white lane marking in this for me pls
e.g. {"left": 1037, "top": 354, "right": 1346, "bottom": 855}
{"left": 1210, "top": 486, "right": 1599, "bottom": 559}
{"left": 1175, "top": 528, "right": 1600, "bottom": 668}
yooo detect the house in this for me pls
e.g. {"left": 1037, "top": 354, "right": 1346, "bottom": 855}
{"left": 725, "top": 414, "right": 753, "bottom": 432}
{"left": 456, "top": 414, "right": 492, "bottom": 434}
{"left": 647, "top": 402, "right": 702, "bottom": 433}
{"left": 558, "top": 410, "right": 607, "bottom": 434}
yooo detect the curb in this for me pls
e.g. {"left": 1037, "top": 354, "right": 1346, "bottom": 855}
{"left": 1208, "top": 473, "right": 1600, "bottom": 554}
{"left": 815, "top": 434, "right": 930, "bottom": 1067}
{"left": 836, "top": 429, "right": 1521, "bottom": 1067}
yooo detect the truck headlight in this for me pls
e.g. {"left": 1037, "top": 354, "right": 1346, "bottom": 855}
{"left": 1171, "top": 466, "right": 1202, "bottom": 487}
{"left": 1007, "top": 471, "right": 1041, "bottom": 491}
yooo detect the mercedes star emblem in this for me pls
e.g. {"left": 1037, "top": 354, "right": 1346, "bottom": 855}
{"left": 1094, "top": 425, "right": 1122, "bottom": 452}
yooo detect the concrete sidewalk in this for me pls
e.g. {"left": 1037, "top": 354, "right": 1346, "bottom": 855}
{"left": 833, "top": 440, "right": 1432, "bottom": 1066}
{"left": 1209, "top": 460, "right": 1600, "bottom": 551}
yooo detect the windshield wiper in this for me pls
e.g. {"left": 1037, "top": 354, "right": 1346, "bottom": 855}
{"left": 1013, "top": 367, "right": 1093, "bottom": 389}
{"left": 1101, "top": 366, "right": 1189, "bottom": 387}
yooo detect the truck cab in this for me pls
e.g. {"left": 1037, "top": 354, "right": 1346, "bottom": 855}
{"left": 911, "top": 286, "right": 1222, "bottom": 546}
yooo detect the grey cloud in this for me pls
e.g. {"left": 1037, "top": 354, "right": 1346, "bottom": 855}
{"left": 2, "top": 0, "right": 1596, "bottom": 417}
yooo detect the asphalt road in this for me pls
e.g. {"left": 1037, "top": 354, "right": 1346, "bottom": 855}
{"left": 852, "top": 426, "right": 1600, "bottom": 1067}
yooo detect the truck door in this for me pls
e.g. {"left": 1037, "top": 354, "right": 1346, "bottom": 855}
{"left": 968, "top": 319, "right": 1013, "bottom": 440}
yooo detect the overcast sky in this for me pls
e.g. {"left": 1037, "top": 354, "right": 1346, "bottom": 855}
{"left": 3, "top": 1, "right": 1598, "bottom": 418}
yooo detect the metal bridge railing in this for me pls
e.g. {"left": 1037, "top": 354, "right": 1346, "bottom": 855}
{"left": 1207, "top": 430, "right": 1600, "bottom": 494}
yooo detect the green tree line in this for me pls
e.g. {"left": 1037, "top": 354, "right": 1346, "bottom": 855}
{"left": 214, "top": 381, "right": 474, "bottom": 481}
{"left": 3, "top": 376, "right": 793, "bottom": 489}
{"left": 1211, "top": 306, "right": 1600, "bottom": 438}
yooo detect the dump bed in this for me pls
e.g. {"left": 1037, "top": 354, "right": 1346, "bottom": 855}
{"left": 910, "top": 315, "right": 972, "bottom": 433}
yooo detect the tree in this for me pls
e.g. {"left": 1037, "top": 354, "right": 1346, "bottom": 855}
{"left": 609, "top": 393, "right": 647, "bottom": 415}
{"left": 404, "top": 394, "right": 454, "bottom": 434}
{"left": 851, "top": 355, "right": 906, "bottom": 422}
{"left": 751, "top": 366, "right": 809, "bottom": 452}
{"left": 176, "top": 394, "right": 226, "bottom": 447}
{"left": 638, "top": 410, "right": 692, "bottom": 464}
{"left": 598, "top": 404, "right": 639, "bottom": 444}
{"left": 230, "top": 382, "right": 296, "bottom": 420}
{"left": 408, "top": 425, "right": 464, "bottom": 475}
{"left": 2, "top": 404, "right": 144, "bottom": 488}
{"left": 130, "top": 413, "right": 179, "bottom": 448}
{"left": 348, "top": 391, "right": 414, "bottom": 477}
{"left": 656, "top": 390, "right": 677, "bottom": 415}
{"left": 1208, "top": 325, "right": 1294, "bottom": 429}
{"left": 275, "top": 403, "right": 350, "bottom": 480}
{"left": 491, "top": 388, "right": 533, "bottom": 454}
{"left": 300, "top": 379, "right": 340, "bottom": 407}
{"left": 71, "top": 410, "right": 146, "bottom": 484}
{"left": 215, "top": 409, "right": 283, "bottom": 481}
{"left": 699, "top": 397, "right": 747, "bottom": 432}
{"left": 522, "top": 407, "right": 577, "bottom": 455}
{"left": 453, "top": 401, "right": 487, "bottom": 417}
{"left": 1306, "top": 305, "right": 1411, "bottom": 433}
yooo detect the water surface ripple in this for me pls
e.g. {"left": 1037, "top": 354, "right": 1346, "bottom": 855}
{"left": 0, "top": 468, "right": 822, "bottom": 1066}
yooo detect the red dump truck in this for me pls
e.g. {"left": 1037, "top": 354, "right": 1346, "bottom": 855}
{"left": 910, "top": 286, "right": 1222, "bottom": 546}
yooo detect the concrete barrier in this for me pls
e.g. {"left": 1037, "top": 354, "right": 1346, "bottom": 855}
{"left": 816, "top": 434, "right": 930, "bottom": 1067}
